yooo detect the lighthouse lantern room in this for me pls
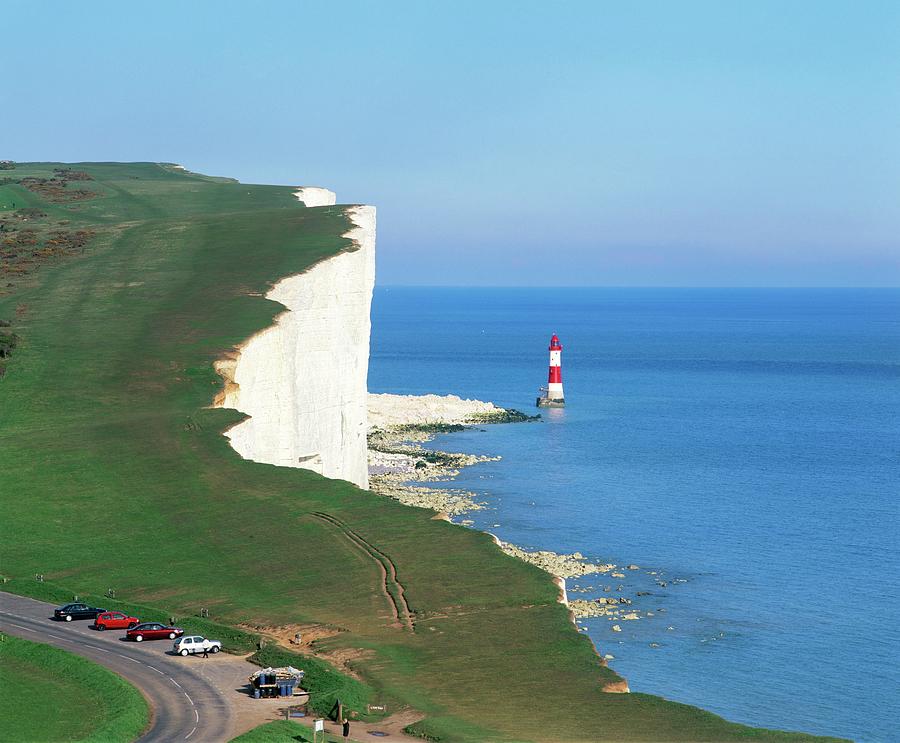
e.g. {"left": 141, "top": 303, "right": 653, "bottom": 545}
{"left": 536, "top": 334, "right": 565, "bottom": 408}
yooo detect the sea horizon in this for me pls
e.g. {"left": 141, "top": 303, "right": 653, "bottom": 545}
{"left": 377, "top": 284, "right": 900, "bottom": 290}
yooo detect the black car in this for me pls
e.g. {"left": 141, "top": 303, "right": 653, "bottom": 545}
{"left": 54, "top": 603, "right": 106, "bottom": 622}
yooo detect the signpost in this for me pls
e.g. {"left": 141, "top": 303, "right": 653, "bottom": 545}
{"left": 313, "top": 719, "right": 325, "bottom": 743}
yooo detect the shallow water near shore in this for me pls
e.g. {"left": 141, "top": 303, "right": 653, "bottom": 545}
{"left": 369, "top": 287, "right": 900, "bottom": 743}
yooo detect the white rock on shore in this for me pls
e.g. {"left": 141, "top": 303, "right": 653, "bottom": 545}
{"left": 366, "top": 392, "right": 505, "bottom": 513}
{"left": 569, "top": 600, "right": 620, "bottom": 618}
{"left": 494, "top": 540, "right": 615, "bottom": 580}
{"left": 368, "top": 393, "right": 501, "bottom": 431}
{"left": 367, "top": 439, "right": 494, "bottom": 515}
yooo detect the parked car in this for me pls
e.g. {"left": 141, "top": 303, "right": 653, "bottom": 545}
{"left": 173, "top": 635, "right": 222, "bottom": 656}
{"left": 54, "top": 603, "right": 106, "bottom": 622}
{"left": 92, "top": 611, "right": 140, "bottom": 631}
{"left": 126, "top": 622, "right": 184, "bottom": 642}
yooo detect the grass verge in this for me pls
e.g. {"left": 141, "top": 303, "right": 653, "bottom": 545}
{"left": 230, "top": 720, "right": 339, "bottom": 742}
{"left": 0, "top": 634, "right": 149, "bottom": 742}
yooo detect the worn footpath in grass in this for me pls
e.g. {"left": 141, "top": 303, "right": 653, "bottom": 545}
{"left": 0, "top": 163, "right": 846, "bottom": 742}
{"left": 0, "top": 634, "right": 149, "bottom": 742}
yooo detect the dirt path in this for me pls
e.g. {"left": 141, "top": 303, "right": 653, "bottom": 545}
{"left": 303, "top": 708, "right": 424, "bottom": 741}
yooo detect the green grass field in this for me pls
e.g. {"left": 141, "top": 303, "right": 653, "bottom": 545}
{"left": 0, "top": 162, "right": 845, "bottom": 742}
{"left": 0, "top": 634, "right": 149, "bottom": 742}
{"left": 230, "top": 720, "right": 340, "bottom": 743}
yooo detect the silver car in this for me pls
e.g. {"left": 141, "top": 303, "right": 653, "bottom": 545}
{"left": 173, "top": 635, "right": 222, "bottom": 656}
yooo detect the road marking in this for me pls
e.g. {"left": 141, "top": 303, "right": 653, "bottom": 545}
{"left": 1, "top": 602, "right": 218, "bottom": 742}
{"left": 111, "top": 652, "right": 142, "bottom": 664}
{"left": 7, "top": 622, "right": 36, "bottom": 632}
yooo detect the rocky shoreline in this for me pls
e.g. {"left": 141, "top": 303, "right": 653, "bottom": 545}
{"left": 493, "top": 539, "right": 615, "bottom": 579}
{"left": 367, "top": 422, "right": 497, "bottom": 515}
{"left": 366, "top": 393, "right": 639, "bottom": 621}
{"left": 367, "top": 393, "right": 528, "bottom": 515}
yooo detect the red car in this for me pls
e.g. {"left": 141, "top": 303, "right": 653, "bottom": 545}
{"left": 92, "top": 611, "right": 140, "bottom": 631}
{"left": 125, "top": 622, "right": 184, "bottom": 642}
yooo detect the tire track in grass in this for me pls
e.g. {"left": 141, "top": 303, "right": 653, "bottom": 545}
{"left": 308, "top": 512, "right": 414, "bottom": 632}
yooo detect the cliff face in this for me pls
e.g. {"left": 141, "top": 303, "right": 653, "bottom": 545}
{"left": 293, "top": 187, "right": 337, "bottom": 207}
{"left": 215, "top": 200, "right": 376, "bottom": 489}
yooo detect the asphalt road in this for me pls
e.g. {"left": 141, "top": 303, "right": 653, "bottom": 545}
{"left": 0, "top": 591, "right": 421, "bottom": 743}
{"left": 0, "top": 592, "right": 236, "bottom": 742}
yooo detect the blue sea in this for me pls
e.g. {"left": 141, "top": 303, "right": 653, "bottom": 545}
{"left": 368, "top": 288, "right": 900, "bottom": 743}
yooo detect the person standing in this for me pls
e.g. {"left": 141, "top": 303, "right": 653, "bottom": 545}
{"left": 342, "top": 718, "right": 350, "bottom": 740}
{"left": 201, "top": 645, "right": 209, "bottom": 659}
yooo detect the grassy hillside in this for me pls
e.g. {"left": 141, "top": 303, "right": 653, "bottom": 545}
{"left": 0, "top": 162, "right": 843, "bottom": 742}
{"left": 0, "top": 634, "right": 149, "bottom": 742}
{"left": 231, "top": 720, "right": 337, "bottom": 742}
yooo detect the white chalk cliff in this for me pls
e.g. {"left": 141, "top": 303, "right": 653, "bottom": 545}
{"left": 293, "top": 187, "right": 337, "bottom": 208}
{"left": 214, "top": 191, "right": 375, "bottom": 489}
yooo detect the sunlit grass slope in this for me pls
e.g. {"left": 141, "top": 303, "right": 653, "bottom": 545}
{"left": 0, "top": 163, "right": 843, "bottom": 742}
{"left": 0, "top": 634, "right": 149, "bottom": 742}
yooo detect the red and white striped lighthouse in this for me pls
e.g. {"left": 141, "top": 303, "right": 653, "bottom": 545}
{"left": 536, "top": 334, "right": 565, "bottom": 407}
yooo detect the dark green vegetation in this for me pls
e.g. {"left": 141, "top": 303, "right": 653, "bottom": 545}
{"left": 467, "top": 408, "right": 541, "bottom": 424}
{"left": 0, "top": 163, "right": 844, "bottom": 742}
{"left": 0, "top": 319, "right": 16, "bottom": 375}
{"left": 0, "top": 634, "right": 149, "bottom": 742}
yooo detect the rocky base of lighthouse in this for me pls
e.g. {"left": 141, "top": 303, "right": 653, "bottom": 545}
{"left": 536, "top": 396, "right": 565, "bottom": 408}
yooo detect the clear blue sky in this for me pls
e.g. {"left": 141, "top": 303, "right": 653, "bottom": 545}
{"left": 4, "top": 1, "right": 898, "bottom": 286}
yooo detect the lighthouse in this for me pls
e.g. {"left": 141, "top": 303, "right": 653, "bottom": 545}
{"left": 536, "top": 334, "right": 565, "bottom": 407}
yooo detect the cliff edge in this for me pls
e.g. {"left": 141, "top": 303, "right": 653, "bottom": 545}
{"left": 214, "top": 199, "right": 376, "bottom": 489}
